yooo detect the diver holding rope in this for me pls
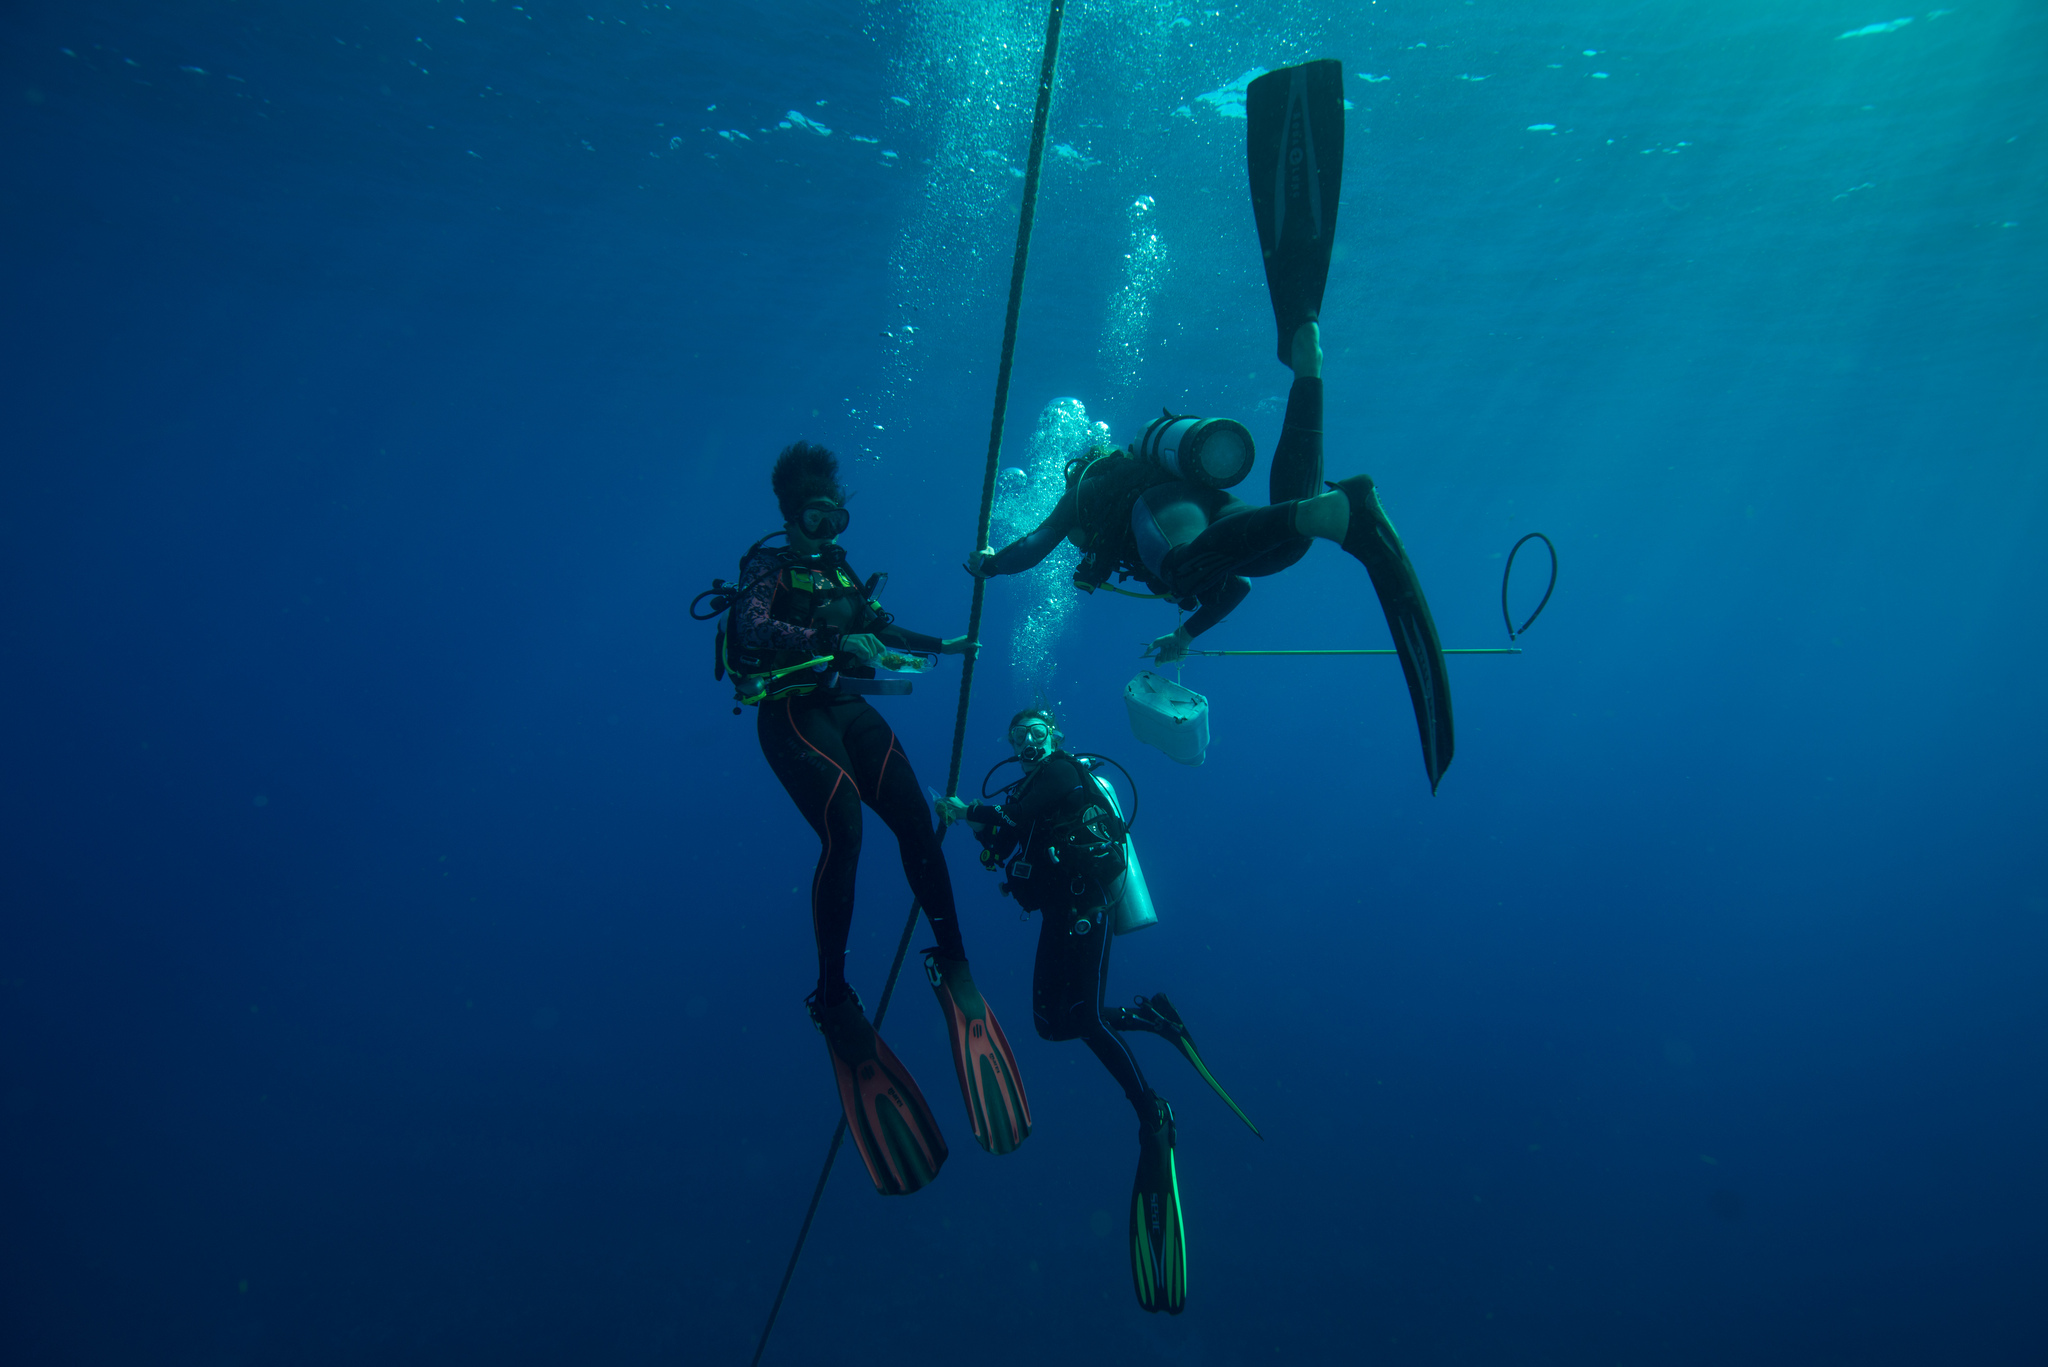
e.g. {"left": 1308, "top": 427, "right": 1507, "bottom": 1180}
{"left": 937, "top": 709, "right": 1262, "bottom": 1315}
{"left": 965, "top": 62, "right": 1457, "bottom": 791}
{"left": 705, "top": 442, "right": 1032, "bottom": 1197}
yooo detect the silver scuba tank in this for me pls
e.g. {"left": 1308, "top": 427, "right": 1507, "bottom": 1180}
{"left": 1086, "top": 766, "right": 1157, "bottom": 935}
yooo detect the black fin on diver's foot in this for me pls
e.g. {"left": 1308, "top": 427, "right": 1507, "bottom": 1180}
{"left": 1112, "top": 993, "right": 1263, "bottom": 1139}
{"left": 1248, "top": 60, "right": 1346, "bottom": 364}
{"left": 1329, "top": 474, "right": 1455, "bottom": 792}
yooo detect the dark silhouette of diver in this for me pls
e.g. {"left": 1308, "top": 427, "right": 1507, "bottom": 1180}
{"left": 969, "top": 320, "right": 1354, "bottom": 669}
{"left": 938, "top": 710, "right": 1262, "bottom": 1314}
{"left": 717, "top": 442, "right": 1031, "bottom": 1195}
{"left": 968, "top": 60, "right": 1456, "bottom": 791}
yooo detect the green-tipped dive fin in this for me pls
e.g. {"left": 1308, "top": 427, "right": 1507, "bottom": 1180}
{"left": 1112, "top": 993, "right": 1263, "bottom": 1139}
{"left": 1130, "top": 1094, "right": 1187, "bottom": 1315}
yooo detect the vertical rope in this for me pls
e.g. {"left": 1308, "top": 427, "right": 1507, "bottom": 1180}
{"left": 744, "top": 1120, "right": 845, "bottom": 1367}
{"left": 745, "top": 883, "right": 921, "bottom": 1367}
{"left": 947, "top": 0, "right": 1066, "bottom": 798}
{"left": 745, "top": 4, "right": 1066, "bottom": 1362}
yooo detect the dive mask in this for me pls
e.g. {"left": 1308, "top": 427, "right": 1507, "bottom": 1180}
{"left": 1008, "top": 719, "right": 1057, "bottom": 763}
{"left": 797, "top": 500, "right": 851, "bottom": 540}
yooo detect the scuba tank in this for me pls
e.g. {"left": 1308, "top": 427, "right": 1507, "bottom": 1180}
{"left": 1134, "top": 408, "right": 1256, "bottom": 489}
{"left": 1080, "top": 756, "right": 1156, "bottom": 936}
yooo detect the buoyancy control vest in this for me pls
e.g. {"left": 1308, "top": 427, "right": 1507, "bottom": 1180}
{"left": 979, "top": 751, "right": 1133, "bottom": 910}
{"left": 1062, "top": 450, "right": 1173, "bottom": 595}
{"left": 690, "top": 533, "right": 896, "bottom": 708}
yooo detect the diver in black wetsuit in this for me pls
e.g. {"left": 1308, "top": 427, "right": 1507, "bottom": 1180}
{"left": 968, "top": 322, "right": 1364, "bottom": 664}
{"left": 725, "top": 442, "right": 1031, "bottom": 1196}
{"left": 966, "top": 319, "right": 1456, "bottom": 795}
{"left": 937, "top": 710, "right": 1261, "bottom": 1314}
{"left": 981, "top": 59, "right": 1454, "bottom": 793}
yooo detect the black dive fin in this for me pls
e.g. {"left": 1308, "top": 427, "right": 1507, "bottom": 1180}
{"left": 1330, "top": 475, "right": 1456, "bottom": 793}
{"left": 1113, "top": 994, "right": 1263, "bottom": 1139}
{"left": 1247, "top": 60, "right": 1346, "bottom": 363}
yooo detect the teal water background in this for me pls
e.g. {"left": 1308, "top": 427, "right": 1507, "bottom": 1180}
{"left": 2, "top": 1, "right": 2043, "bottom": 1362}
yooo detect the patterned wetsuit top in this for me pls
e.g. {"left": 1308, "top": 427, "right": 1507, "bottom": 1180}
{"left": 732, "top": 546, "right": 842, "bottom": 658}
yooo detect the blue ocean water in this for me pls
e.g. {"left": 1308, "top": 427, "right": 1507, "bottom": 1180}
{"left": 3, "top": 0, "right": 2044, "bottom": 1362}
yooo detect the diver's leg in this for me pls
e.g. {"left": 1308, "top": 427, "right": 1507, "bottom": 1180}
{"left": 1283, "top": 323, "right": 1354, "bottom": 543}
{"left": 1163, "top": 502, "right": 1301, "bottom": 586}
{"left": 1271, "top": 323, "right": 1325, "bottom": 497}
{"left": 1082, "top": 913, "right": 1154, "bottom": 1116}
{"left": 758, "top": 696, "right": 866, "bottom": 1005}
{"left": 1147, "top": 329, "right": 1330, "bottom": 590}
{"left": 841, "top": 700, "right": 966, "bottom": 961}
{"left": 1031, "top": 900, "right": 1094, "bottom": 1041}
{"left": 1270, "top": 394, "right": 1324, "bottom": 502}
{"left": 1032, "top": 901, "right": 1151, "bottom": 1114}
{"left": 848, "top": 703, "right": 1031, "bottom": 1153}
{"left": 770, "top": 697, "right": 952, "bottom": 1194}
{"left": 1168, "top": 359, "right": 1325, "bottom": 579}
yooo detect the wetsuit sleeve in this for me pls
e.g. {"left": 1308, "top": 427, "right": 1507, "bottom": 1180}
{"left": 990, "top": 756, "right": 1089, "bottom": 826}
{"left": 876, "top": 623, "right": 946, "bottom": 653}
{"left": 733, "top": 558, "right": 839, "bottom": 657}
{"left": 986, "top": 490, "right": 1079, "bottom": 575}
{"left": 1182, "top": 576, "right": 1251, "bottom": 638}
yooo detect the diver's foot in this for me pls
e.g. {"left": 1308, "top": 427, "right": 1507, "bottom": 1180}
{"left": 1289, "top": 320, "right": 1323, "bottom": 377}
{"left": 1293, "top": 486, "right": 1350, "bottom": 542}
{"left": 1327, "top": 474, "right": 1395, "bottom": 560}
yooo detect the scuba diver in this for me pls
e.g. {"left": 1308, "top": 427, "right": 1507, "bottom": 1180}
{"left": 936, "top": 710, "right": 1262, "bottom": 1315}
{"left": 699, "top": 441, "right": 1031, "bottom": 1196}
{"left": 965, "top": 61, "right": 1455, "bottom": 792}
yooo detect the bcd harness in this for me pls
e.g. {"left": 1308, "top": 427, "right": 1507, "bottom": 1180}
{"left": 975, "top": 752, "right": 1138, "bottom": 907}
{"left": 690, "top": 532, "right": 924, "bottom": 710}
{"left": 1062, "top": 451, "right": 1178, "bottom": 601}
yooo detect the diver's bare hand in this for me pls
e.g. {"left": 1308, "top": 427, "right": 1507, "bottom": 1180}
{"left": 1290, "top": 320, "right": 1323, "bottom": 378}
{"left": 939, "top": 635, "right": 981, "bottom": 657}
{"left": 840, "top": 633, "right": 887, "bottom": 663}
{"left": 963, "top": 547, "right": 997, "bottom": 579}
{"left": 934, "top": 796, "right": 969, "bottom": 826}
{"left": 1142, "top": 627, "right": 1192, "bottom": 664}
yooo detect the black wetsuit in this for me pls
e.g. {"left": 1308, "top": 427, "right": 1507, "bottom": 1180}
{"left": 735, "top": 543, "right": 965, "bottom": 1005}
{"left": 985, "top": 377, "right": 1323, "bottom": 638}
{"left": 965, "top": 754, "right": 1151, "bottom": 1117}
